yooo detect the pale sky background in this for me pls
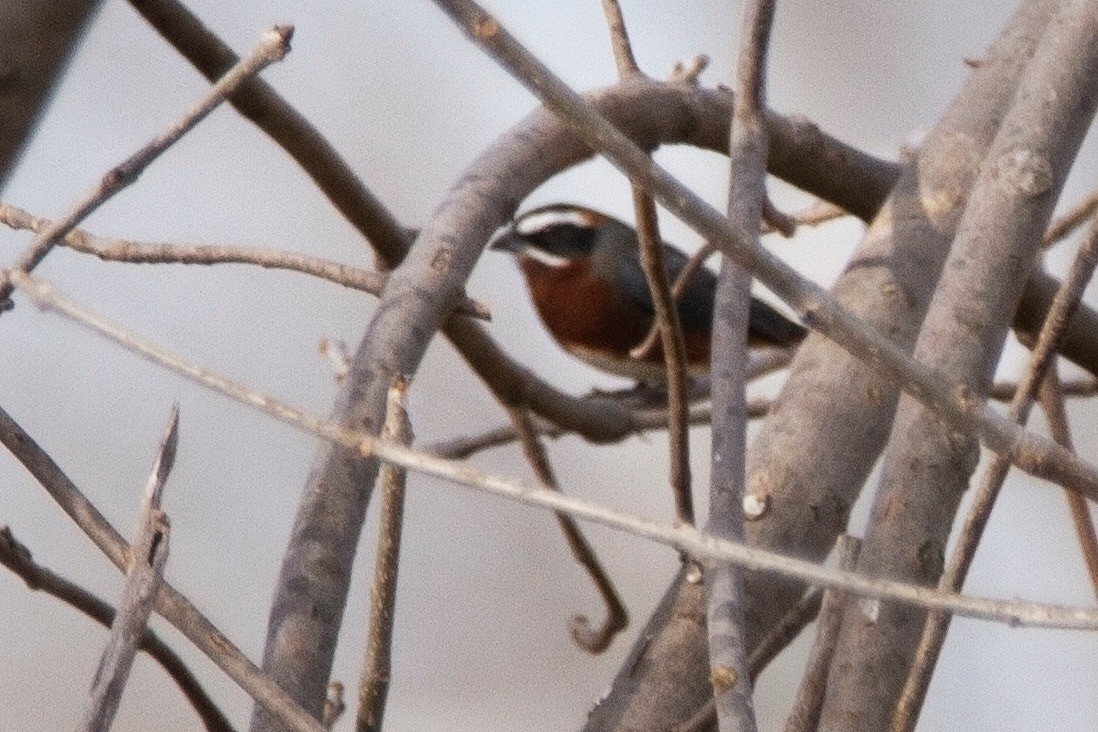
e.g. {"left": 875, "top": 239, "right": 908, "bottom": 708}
{"left": 2, "top": 1, "right": 1097, "bottom": 730}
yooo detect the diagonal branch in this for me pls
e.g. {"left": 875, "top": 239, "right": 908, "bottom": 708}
{"left": 508, "top": 406, "right": 628, "bottom": 653}
{"left": 0, "top": 400, "right": 325, "bottom": 732}
{"left": 1039, "top": 368, "right": 1098, "bottom": 597}
{"left": 12, "top": 271, "right": 1098, "bottom": 630}
{"left": 0, "top": 525, "right": 234, "bottom": 731}
{"left": 430, "top": 0, "right": 1098, "bottom": 539}
{"left": 600, "top": 0, "right": 642, "bottom": 78}
{"left": 599, "top": 0, "right": 695, "bottom": 525}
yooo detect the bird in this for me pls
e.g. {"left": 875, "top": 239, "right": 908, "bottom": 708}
{"left": 490, "top": 203, "right": 807, "bottom": 382}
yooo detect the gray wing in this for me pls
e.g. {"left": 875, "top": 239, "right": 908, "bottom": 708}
{"left": 615, "top": 243, "right": 716, "bottom": 330}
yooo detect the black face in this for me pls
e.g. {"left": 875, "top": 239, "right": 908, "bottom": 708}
{"left": 520, "top": 222, "right": 597, "bottom": 258}
{"left": 490, "top": 205, "right": 602, "bottom": 260}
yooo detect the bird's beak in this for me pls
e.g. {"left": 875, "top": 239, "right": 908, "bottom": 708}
{"left": 487, "top": 224, "right": 525, "bottom": 254}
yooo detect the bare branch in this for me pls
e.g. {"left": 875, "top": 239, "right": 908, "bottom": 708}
{"left": 0, "top": 525, "right": 235, "bottom": 731}
{"left": 508, "top": 407, "right": 628, "bottom": 653}
{"left": 357, "top": 380, "right": 412, "bottom": 732}
{"left": 426, "top": 370, "right": 1096, "bottom": 461}
{"left": 883, "top": 21, "right": 1098, "bottom": 725}
{"left": 1040, "top": 368, "right": 1098, "bottom": 598}
{"left": 119, "top": 2, "right": 1098, "bottom": 721}
{"left": 0, "top": 400, "right": 324, "bottom": 732}
{"left": 430, "top": 0, "right": 1098, "bottom": 501}
{"left": 589, "top": 1, "right": 1061, "bottom": 724}
{"left": 82, "top": 408, "right": 178, "bottom": 731}
{"left": 1044, "top": 187, "right": 1098, "bottom": 248}
{"left": 0, "top": 203, "right": 490, "bottom": 320}
{"left": 600, "top": 0, "right": 641, "bottom": 78}
{"left": 11, "top": 271, "right": 1098, "bottom": 631}
{"left": 600, "top": 0, "right": 696, "bottom": 526}
{"left": 705, "top": 0, "right": 778, "bottom": 728}
{"left": 0, "top": 26, "right": 292, "bottom": 309}
{"left": 631, "top": 194, "right": 695, "bottom": 525}
{"left": 425, "top": 350, "right": 796, "bottom": 462}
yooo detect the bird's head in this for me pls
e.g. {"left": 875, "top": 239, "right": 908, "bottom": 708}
{"left": 489, "top": 204, "right": 635, "bottom": 270}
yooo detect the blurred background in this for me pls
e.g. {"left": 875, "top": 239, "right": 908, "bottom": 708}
{"left": 1, "top": 1, "right": 1096, "bottom": 729}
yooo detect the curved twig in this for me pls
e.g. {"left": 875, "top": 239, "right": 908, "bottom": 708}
{"left": 508, "top": 407, "right": 628, "bottom": 653}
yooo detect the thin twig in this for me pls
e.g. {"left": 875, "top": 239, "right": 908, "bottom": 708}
{"left": 13, "top": 272, "right": 1098, "bottom": 630}
{"left": 705, "top": 1, "right": 778, "bottom": 728}
{"left": 358, "top": 379, "right": 412, "bottom": 732}
{"left": 1044, "top": 187, "right": 1098, "bottom": 248}
{"left": 1039, "top": 369, "right": 1098, "bottom": 597}
{"left": 766, "top": 200, "right": 848, "bottom": 232}
{"left": 426, "top": 349, "right": 797, "bottom": 461}
{"left": 431, "top": 0, "right": 1098, "bottom": 499}
{"left": 0, "top": 203, "right": 490, "bottom": 319}
{"left": 0, "top": 525, "right": 234, "bottom": 731}
{"left": 600, "top": 0, "right": 694, "bottom": 525}
{"left": 600, "top": 0, "right": 641, "bottom": 78}
{"left": 427, "top": 396, "right": 769, "bottom": 461}
{"left": 82, "top": 408, "right": 178, "bottom": 731}
{"left": 508, "top": 407, "right": 628, "bottom": 652}
{"left": 0, "top": 400, "right": 324, "bottom": 732}
{"left": 634, "top": 194, "right": 695, "bottom": 525}
{"left": 891, "top": 199, "right": 1098, "bottom": 732}
{"left": 0, "top": 26, "right": 292, "bottom": 310}
{"left": 784, "top": 535, "right": 861, "bottom": 732}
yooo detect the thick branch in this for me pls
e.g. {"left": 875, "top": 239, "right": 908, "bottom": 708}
{"left": 249, "top": 72, "right": 905, "bottom": 725}
{"left": 584, "top": 0, "right": 1059, "bottom": 725}
{"left": 820, "top": 3, "right": 1098, "bottom": 727}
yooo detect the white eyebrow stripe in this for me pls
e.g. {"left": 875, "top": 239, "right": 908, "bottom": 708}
{"left": 514, "top": 207, "right": 595, "bottom": 236}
